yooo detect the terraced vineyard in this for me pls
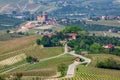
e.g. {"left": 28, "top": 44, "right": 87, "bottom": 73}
{"left": 60, "top": 54, "right": 120, "bottom": 80}
{"left": 60, "top": 65, "right": 120, "bottom": 80}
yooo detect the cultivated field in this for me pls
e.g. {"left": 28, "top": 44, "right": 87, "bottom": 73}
{"left": 24, "top": 46, "right": 64, "bottom": 60}
{"left": 0, "top": 46, "right": 64, "bottom": 73}
{"left": 88, "top": 54, "right": 120, "bottom": 67}
{"left": 0, "top": 54, "right": 26, "bottom": 65}
{"left": 0, "top": 35, "right": 39, "bottom": 55}
{"left": 3, "top": 54, "right": 75, "bottom": 77}
{"left": 12, "top": 54, "right": 75, "bottom": 72}
{"left": 61, "top": 54, "right": 120, "bottom": 80}
{"left": 86, "top": 20, "right": 120, "bottom": 27}
{"left": 89, "top": 31, "right": 120, "bottom": 37}
{"left": 0, "top": 35, "right": 64, "bottom": 77}
{"left": 62, "top": 65, "right": 120, "bottom": 80}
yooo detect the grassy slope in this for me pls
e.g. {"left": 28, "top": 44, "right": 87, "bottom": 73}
{"left": 0, "top": 35, "right": 65, "bottom": 75}
{"left": 62, "top": 54, "right": 120, "bottom": 80}
{"left": 24, "top": 46, "right": 64, "bottom": 60}
{"left": 12, "top": 54, "right": 75, "bottom": 72}
{"left": 72, "top": 65, "right": 120, "bottom": 80}
{"left": 88, "top": 54, "right": 120, "bottom": 67}
{"left": 0, "top": 35, "right": 39, "bottom": 55}
{"left": 0, "top": 46, "right": 64, "bottom": 73}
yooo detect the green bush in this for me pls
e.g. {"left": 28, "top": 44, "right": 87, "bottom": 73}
{"left": 26, "top": 56, "right": 38, "bottom": 63}
{"left": 58, "top": 63, "right": 67, "bottom": 77}
{"left": 96, "top": 58, "right": 120, "bottom": 70}
{"left": 36, "top": 39, "right": 41, "bottom": 45}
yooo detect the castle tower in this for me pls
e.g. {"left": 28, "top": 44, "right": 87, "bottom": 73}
{"left": 37, "top": 13, "right": 48, "bottom": 22}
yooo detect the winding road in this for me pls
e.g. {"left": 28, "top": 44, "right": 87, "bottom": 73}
{"left": 65, "top": 51, "right": 91, "bottom": 78}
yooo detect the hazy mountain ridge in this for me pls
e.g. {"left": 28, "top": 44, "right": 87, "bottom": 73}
{"left": 0, "top": 0, "right": 120, "bottom": 16}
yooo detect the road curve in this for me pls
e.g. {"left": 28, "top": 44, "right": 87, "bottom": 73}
{"left": 65, "top": 51, "right": 91, "bottom": 78}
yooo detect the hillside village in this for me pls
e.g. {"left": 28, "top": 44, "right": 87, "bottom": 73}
{"left": 1, "top": 0, "right": 120, "bottom": 80}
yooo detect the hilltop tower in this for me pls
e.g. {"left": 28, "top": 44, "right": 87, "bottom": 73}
{"left": 37, "top": 13, "right": 48, "bottom": 22}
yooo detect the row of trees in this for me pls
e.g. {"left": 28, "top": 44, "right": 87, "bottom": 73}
{"left": 36, "top": 26, "right": 84, "bottom": 47}
{"left": 36, "top": 35, "right": 62, "bottom": 47}
{"left": 67, "top": 36, "right": 120, "bottom": 56}
{"left": 62, "top": 20, "right": 120, "bottom": 31}
{"left": 96, "top": 58, "right": 120, "bottom": 70}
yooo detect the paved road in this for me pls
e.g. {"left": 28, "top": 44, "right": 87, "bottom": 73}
{"left": 68, "top": 51, "right": 91, "bottom": 66}
{"left": 65, "top": 51, "right": 91, "bottom": 78}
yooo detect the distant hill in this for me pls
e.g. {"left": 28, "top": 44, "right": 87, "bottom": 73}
{"left": 0, "top": 0, "right": 120, "bottom": 17}
{"left": 0, "top": 15, "right": 23, "bottom": 30}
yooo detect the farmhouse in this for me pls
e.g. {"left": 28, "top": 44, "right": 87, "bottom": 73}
{"left": 81, "top": 51, "right": 88, "bottom": 56}
{"left": 67, "top": 33, "right": 78, "bottom": 40}
{"left": 75, "top": 56, "right": 81, "bottom": 62}
{"left": 103, "top": 44, "right": 114, "bottom": 49}
{"left": 44, "top": 33, "right": 53, "bottom": 38}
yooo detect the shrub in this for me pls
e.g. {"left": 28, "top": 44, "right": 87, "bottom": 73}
{"left": 0, "top": 77, "right": 5, "bottom": 80}
{"left": 36, "top": 39, "right": 41, "bottom": 45}
{"left": 58, "top": 63, "right": 67, "bottom": 76}
{"left": 26, "top": 56, "right": 38, "bottom": 63}
{"left": 96, "top": 58, "right": 120, "bottom": 70}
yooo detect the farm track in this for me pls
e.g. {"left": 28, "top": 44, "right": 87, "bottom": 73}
{"left": 1, "top": 44, "right": 68, "bottom": 74}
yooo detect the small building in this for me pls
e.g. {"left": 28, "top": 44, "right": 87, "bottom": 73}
{"left": 37, "top": 14, "right": 48, "bottom": 22}
{"left": 67, "top": 33, "right": 78, "bottom": 40}
{"left": 81, "top": 51, "right": 88, "bottom": 56}
{"left": 44, "top": 33, "right": 53, "bottom": 38}
{"left": 103, "top": 44, "right": 114, "bottom": 49}
{"left": 75, "top": 56, "right": 80, "bottom": 62}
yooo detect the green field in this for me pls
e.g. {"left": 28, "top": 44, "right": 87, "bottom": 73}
{"left": 0, "top": 35, "right": 65, "bottom": 77}
{"left": 24, "top": 46, "right": 64, "bottom": 60}
{"left": 6, "top": 54, "right": 75, "bottom": 77}
{"left": 86, "top": 20, "right": 120, "bottom": 27}
{"left": 88, "top": 54, "right": 120, "bottom": 67}
{"left": 12, "top": 54, "right": 74, "bottom": 71}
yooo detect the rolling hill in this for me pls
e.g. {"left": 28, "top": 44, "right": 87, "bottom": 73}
{"left": 0, "top": 0, "right": 120, "bottom": 17}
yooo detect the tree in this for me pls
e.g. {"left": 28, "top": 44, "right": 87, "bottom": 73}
{"left": 56, "top": 32, "right": 65, "bottom": 40}
{"left": 26, "top": 56, "right": 34, "bottom": 63}
{"left": 14, "top": 73, "right": 23, "bottom": 80}
{"left": 96, "top": 58, "right": 120, "bottom": 70}
{"left": 36, "top": 39, "right": 41, "bottom": 45}
{"left": 62, "top": 26, "right": 83, "bottom": 34}
{"left": 51, "top": 35, "right": 61, "bottom": 46}
{"left": 41, "top": 36, "right": 52, "bottom": 47}
{"left": 6, "top": 30, "right": 10, "bottom": 34}
{"left": 89, "top": 43, "right": 102, "bottom": 53}
{"left": 18, "top": 32, "right": 24, "bottom": 35}
{"left": 58, "top": 63, "right": 67, "bottom": 76}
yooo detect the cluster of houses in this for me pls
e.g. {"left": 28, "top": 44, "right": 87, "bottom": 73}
{"left": 18, "top": 13, "right": 58, "bottom": 31}
{"left": 90, "top": 15, "right": 120, "bottom": 21}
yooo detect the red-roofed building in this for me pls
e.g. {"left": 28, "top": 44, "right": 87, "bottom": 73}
{"left": 67, "top": 33, "right": 78, "bottom": 40}
{"left": 44, "top": 33, "right": 53, "bottom": 38}
{"left": 103, "top": 44, "right": 114, "bottom": 49}
{"left": 37, "top": 14, "right": 48, "bottom": 22}
{"left": 75, "top": 56, "right": 81, "bottom": 62}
